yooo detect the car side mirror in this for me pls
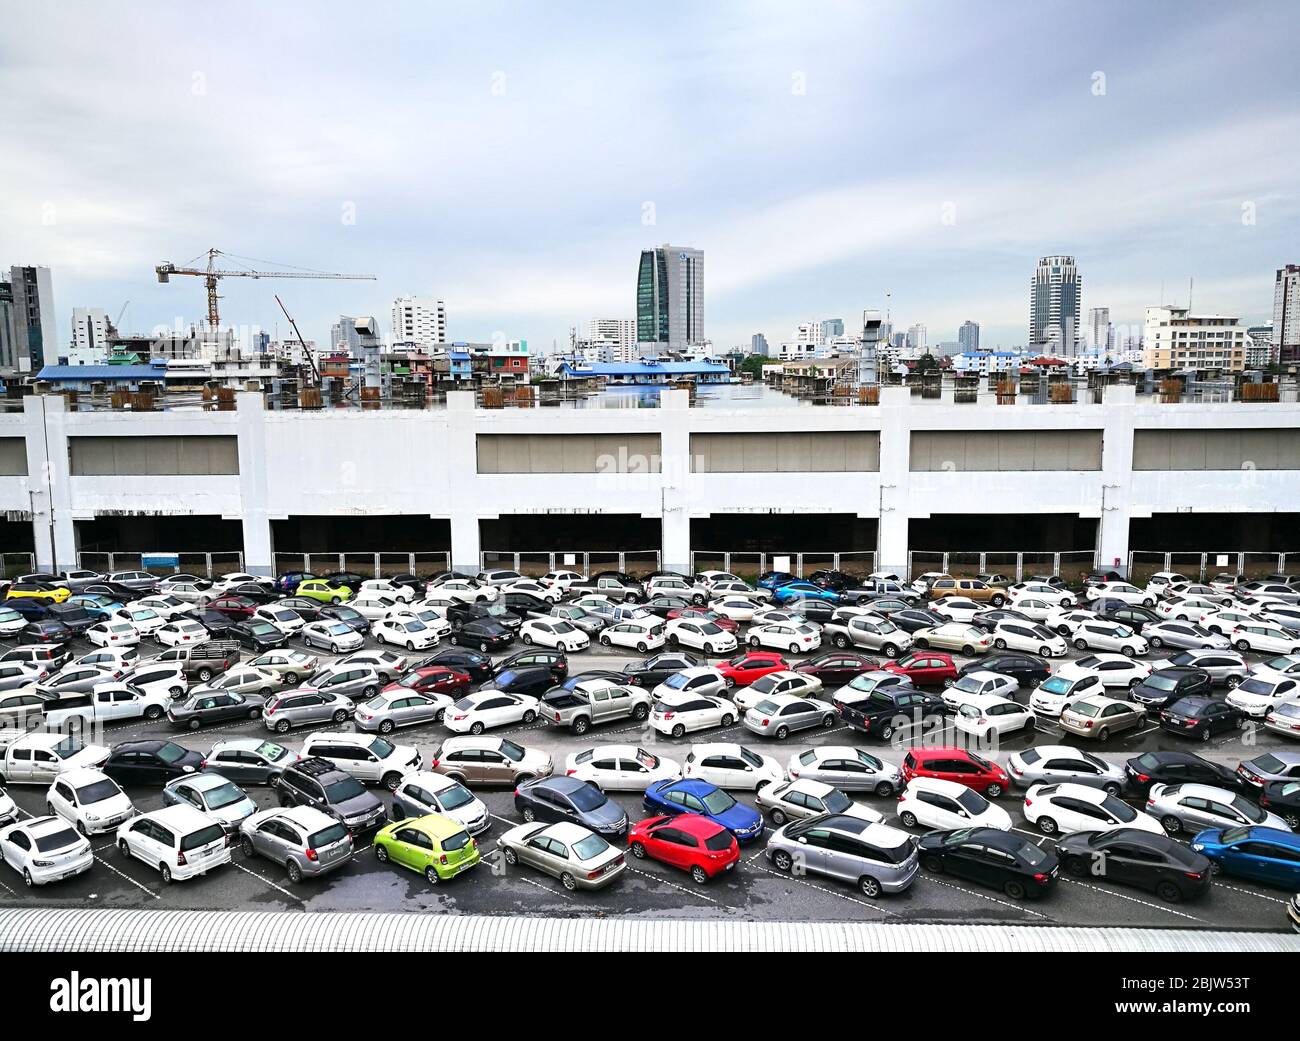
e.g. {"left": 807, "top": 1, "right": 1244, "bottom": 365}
{"left": 797, "top": 836, "right": 807, "bottom": 844}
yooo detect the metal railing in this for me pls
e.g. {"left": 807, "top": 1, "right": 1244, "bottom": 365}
{"left": 1128, "top": 550, "right": 1300, "bottom": 585}
{"left": 688, "top": 550, "right": 876, "bottom": 581}
{"left": 480, "top": 550, "right": 661, "bottom": 578}
{"left": 906, "top": 550, "right": 1098, "bottom": 583}
{"left": 273, "top": 551, "right": 452, "bottom": 578}
{"left": 77, "top": 551, "right": 246, "bottom": 577}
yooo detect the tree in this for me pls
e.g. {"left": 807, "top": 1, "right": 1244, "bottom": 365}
{"left": 740, "top": 354, "right": 779, "bottom": 378}
{"left": 913, "top": 352, "right": 940, "bottom": 373}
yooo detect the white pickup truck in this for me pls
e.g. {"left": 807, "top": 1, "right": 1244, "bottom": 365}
{"left": 41, "top": 683, "right": 171, "bottom": 732}
{"left": 0, "top": 731, "right": 110, "bottom": 784}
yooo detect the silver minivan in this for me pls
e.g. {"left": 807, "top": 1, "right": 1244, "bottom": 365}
{"left": 765, "top": 813, "right": 919, "bottom": 897}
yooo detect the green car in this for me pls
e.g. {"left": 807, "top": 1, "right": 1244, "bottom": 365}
{"left": 296, "top": 579, "right": 353, "bottom": 604}
{"left": 373, "top": 814, "right": 481, "bottom": 883}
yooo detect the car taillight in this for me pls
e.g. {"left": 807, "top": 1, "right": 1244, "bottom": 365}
{"left": 1184, "top": 871, "right": 1203, "bottom": 880}
{"left": 1024, "top": 796, "right": 1033, "bottom": 807}
{"left": 305, "top": 848, "right": 318, "bottom": 861}
{"left": 761, "top": 718, "right": 770, "bottom": 726}
{"left": 565, "top": 769, "right": 576, "bottom": 776}
{"left": 1135, "top": 772, "right": 1150, "bottom": 783}
{"left": 1033, "top": 873, "right": 1050, "bottom": 884}
{"left": 439, "top": 854, "right": 448, "bottom": 864}
{"left": 177, "top": 851, "right": 188, "bottom": 865}
{"left": 663, "top": 711, "right": 675, "bottom": 719}
{"left": 587, "top": 870, "right": 602, "bottom": 879}
{"left": 430, "top": 758, "right": 439, "bottom": 769}
{"left": 1146, "top": 799, "right": 1155, "bottom": 807}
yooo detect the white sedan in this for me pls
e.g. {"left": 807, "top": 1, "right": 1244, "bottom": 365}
{"left": 989, "top": 620, "right": 1068, "bottom": 657}
{"left": 1158, "top": 596, "right": 1223, "bottom": 621}
{"left": 707, "top": 597, "right": 767, "bottom": 623}
{"left": 1005, "top": 595, "right": 1059, "bottom": 622}
{"left": 1054, "top": 653, "right": 1152, "bottom": 690}
{"left": 897, "top": 778, "right": 1012, "bottom": 832}
{"left": 347, "top": 596, "right": 400, "bottom": 621}
{"left": 751, "top": 607, "right": 820, "bottom": 631}
{"left": 665, "top": 618, "right": 738, "bottom": 655}
{"left": 1084, "top": 582, "right": 1155, "bottom": 607}
{"left": 746, "top": 622, "right": 821, "bottom": 655}
{"left": 708, "top": 579, "right": 771, "bottom": 601}
{"left": 683, "top": 742, "right": 785, "bottom": 790}
{"left": 563, "top": 745, "right": 681, "bottom": 791}
{"left": 501, "top": 579, "right": 561, "bottom": 603}
{"left": 254, "top": 604, "right": 306, "bottom": 635}
{"left": 932, "top": 597, "right": 984, "bottom": 623}
{"left": 732, "top": 670, "right": 824, "bottom": 712}
{"left": 941, "top": 671, "right": 1020, "bottom": 712}
{"left": 1009, "top": 582, "right": 1076, "bottom": 607}
{"left": 86, "top": 619, "right": 141, "bottom": 648}
{"left": 952, "top": 695, "right": 1035, "bottom": 740}
{"left": 372, "top": 616, "right": 442, "bottom": 651}
{"left": 443, "top": 692, "right": 540, "bottom": 734}
{"left": 356, "top": 579, "right": 416, "bottom": 603}
{"left": 649, "top": 691, "right": 737, "bottom": 737}
{"left": 112, "top": 606, "right": 166, "bottom": 636}
{"left": 1230, "top": 622, "right": 1300, "bottom": 656}
{"left": 519, "top": 619, "right": 590, "bottom": 652}
{"left": 1043, "top": 608, "right": 1102, "bottom": 636}
{"left": 211, "top": 573, "right": 273, "bottom": 594}
{"left": 0, "top": 816, "right": 93, "bottom": 886}
{"left": 133, "top": 594, "right": 197, "bottom": 620}
{"left": 1023, "top": 782, "right": 1164, "bottom": 837}
{"left": 1199, "top": 608, "right": 1258, "bottom": 635}
{"left": 385, "top": 605, "right": 452, "bottom": 638}
{"left": 540, "top": 570, "right": 585, "bottom": 592}
{"left": 1226, "top": 675, "right": 1300, "bottom": 719}
{"left": 155, "top": 618, "right": 211, "bottom": 648}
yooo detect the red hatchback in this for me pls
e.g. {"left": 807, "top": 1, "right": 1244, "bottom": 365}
{"left": 715, "top": 650, "right": 787, "bottom": 687}
{"left": 206, "top": 595, "right": 258, "bottom": 619}
{"left": 382, "top": 666, "right": 471, "bottom": 698}
{"left": 666, "top": 607, "right": 739, "bottom": 633}
{"left": 901, "top": 747, "right": 1011, "bottom": 797}
{"left": 628, "top": 814, "right": 740, "bottom": 883}
{"left": 883, "top": 652, "right": 958, "bottom": 687}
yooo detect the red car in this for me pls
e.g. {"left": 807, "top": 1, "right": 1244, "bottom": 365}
{"left": 901, "top": 747, "right": 1011, "bottom": 797}
{"left": 795, "top": 651, "right": 879, "bottom": 687}
{"left": 883, "top": 652, "right": 957, "bottom": 687}
{"left": 628, "top": 813, "right": 740, "bottom": 883}
{"left": 381, "top": 666, "right": 470, "bottom": 698}
{"left": 715, "top": 650, "right": 787, "bottom": 687}
{"left": 206, "top": 595, "right": 258, "bottom": 619}
{"left": 665, "top": 607, "right": 739, "bottom": 633}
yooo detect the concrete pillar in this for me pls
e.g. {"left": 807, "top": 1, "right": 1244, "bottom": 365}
{"left": 445, "top": 392, "right": 481, "bottom": 572}
{"left": 876, "top": 387, "right": 911, "bottom": 576}
{"left": 235, "top": 391, "right": 274, "bottom": 576}
{"left": 23, "top": 395, "right": 76, "bottom": 573}
{"left": 1098, "top": 383, "right": 1136, "bottom": 575}
{"left": 659, "top": 389, "right": 691, "bottom": 572}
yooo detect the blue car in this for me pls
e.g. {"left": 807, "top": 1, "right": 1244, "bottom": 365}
{"left": 3, "top": 598, "right": 49, "bottom": 621}
{"left": 771, "top": 581, "right": 843, "bottom": 605}
{"left": 643, "top": 778, "right": 764, "bottom": 843}
{"left": 1191, "top": 826, "right": 1300, "bottom": 889}
{"left": 67, "top": 593, "right": 123, "bottom": 619}
{"left": 758, "top": 572, "right": 798, "bottom": 591}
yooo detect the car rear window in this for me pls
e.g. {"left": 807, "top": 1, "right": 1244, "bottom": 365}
{"left": 704, "top": 832, "right": 734, "bottom": 852}
{"left": 441, "top": 830, "right": 472, "bottom": 852}
{"left": 34, "top": 828, "right": 80, "bottom": 853}
{"left": 180, "top": 824, "right": 226, "bottom": 852}
{"left": 308, "top": 823, "right": 349, "bottom": 848}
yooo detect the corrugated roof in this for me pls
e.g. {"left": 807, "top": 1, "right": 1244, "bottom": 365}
{"left": 36, "top": 365, "right": 173, "bottom": 380}
{"left": 558, "top": 360, "right": 731, "bottom": 376}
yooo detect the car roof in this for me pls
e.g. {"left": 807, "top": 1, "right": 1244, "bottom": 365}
{"left": 439, "top": 735, "right": 506, "bottom": 751}
{"left": 959, "top": 670, "right": 1011, "bottom": 682}
{"left": 906, "top": 776, "right": 968, "bottom": 795}
{"left": 58, "top": 767, "right": 110, "bottom": 786}
{"left": 786, "top": 777, "right": 835, "bottom": 797}
{"left": 306, "top": 732, "right": 377, "bottom": 747}
{"left": 1171, "top": 783, "right": 1239, "bottom": 800}
{"left": 666, "top": 777, "right": 717, "bottom": 796}
{"left": 540, "top": 821, "right": 592, "bottom": 843}
{"left": 405, "top": 814, "right": 469, "bottom": 840}
{"left": 27, "top": 815, "right": 78, "bottom": 838}
{"left": 1043, "top": 782, "right": 1108, "bottom": 803}
{"left": 144, "top": 803, "right": 215, "bottom": 827}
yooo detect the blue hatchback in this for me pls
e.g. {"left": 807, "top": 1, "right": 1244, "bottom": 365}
{"left": 772, "top": 581, "right": 843, "bottom": 605}
{"left": 68, "top": 593, "right": 123, "bottom": 619}
{"left": 758, "top": 572, "right": 798, "bottom": 591}
{"left": 643, "top": 778, "right": 764, "bottom": 843}
{"left": 1191, "top": 826, "right": 1300, "bottom": 889}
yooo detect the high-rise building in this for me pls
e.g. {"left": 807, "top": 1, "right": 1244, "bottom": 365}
{"left": 820, "top": 318, "right": 844, "bottom": 340}
{"left": 906, "top": 323, "right": 927, "bottom": 353}
{"left": 636, "top": 244, "right": 703, "bottom": 353}
{"left": 69, "top": 307, "right": 111, "bottom": 365}
{"left": 957, "top": 320, "right": 980, "bottom": 352}
{"left": 1272, "top": 264, "right": 1300, "bottom": 364}
{"left": 1142, "top": 305, "right": 1247, "bottom": 372}
{"left": 391, "top": 295, "right": 447, "bottom": 348}
{"left": 1246, "top": 324, "right": 1276, "bottom": 369}
{"left": 751, "top": 332, "right": 769, "bottom": 357}
{"left": 0, "top": 265, "right": 56, "bottom": 373}
{"left": 588, "top": 318, "right": 636, "bottom": 349}
{"left": 1086, "top": 307, "right": 1114, "bottom": 351}
{"left": 1030, "top": 255, "right": 1081, "bottom": 357}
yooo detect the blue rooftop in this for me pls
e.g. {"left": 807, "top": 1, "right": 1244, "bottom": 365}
{"left": 36, "top": 364, "right": 173, "bottom": 381}
{"left": 558, "top": 360, "right": 731, "bottom": 377}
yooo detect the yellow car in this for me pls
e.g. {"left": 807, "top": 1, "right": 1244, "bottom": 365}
{"left": 5, "top": 581, "right": 71, "bottom": 603}
{"left": 373, "top": 813, "right": 480, "bottom": 884}
{"left": 295, "top": 579, "right": 352, "bottom": 604}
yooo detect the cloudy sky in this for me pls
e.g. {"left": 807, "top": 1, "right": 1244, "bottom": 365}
{"left": 3, "top": 0, "right": 1297, "bottom": 353}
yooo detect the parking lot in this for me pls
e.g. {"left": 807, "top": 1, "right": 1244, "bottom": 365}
{"left": 0, "top": 595, "right": 1296, "bottom": 932}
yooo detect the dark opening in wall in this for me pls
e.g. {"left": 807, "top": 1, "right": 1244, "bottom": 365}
{"left": 271, "top": 515, "right": 452, "bottom": 553}
{"left": 690, "top": 513, "right": 876, "bottom": 552}
{"left": 1129, "top": 513, "right": 1300, "bottom": 552}
{"left": 75, "top": 515, "right": 243, "bottom": 552}
{"left": 908, "top": 513, "right": 1098, "bottom": 551}
{"left": 479, "top": 514, "right": 661, "bottom": 552}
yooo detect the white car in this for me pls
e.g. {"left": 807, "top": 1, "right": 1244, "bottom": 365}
{"left": 1200, "top": 608, "right": 1258, "bottom": 636}
{"left": 116, "top": 804, "right": 231, "bottom": 883}
{"left": 391, "top": 771, "right": 490, "bottom": 834}
{"left": 133, "top": 594, "right": 197, "bottom": 621}
{"left": 443, "top": 691, "right": 540, "bottom": 734}
{"left": 432, "top": 579, "right": 497, "bottom": 604}
{"left": 989, "top": 620, "right": 1068, "bottom": 657}
{"left": 69, "top": 650, "right": 135, "bottom": 676}
{"left": 1085, "top": 582, "right": 1155, "bottom": 607}
{"left": 1226, "top": 675, "right": 1300, "bottom": 719}
{"left": 683, "top": 742, "right": 785, "bottom": 790}
{"left": 356, "top": 579, "right": 416, "bottom": 603}
{"left": 932, "top": 597, "right": 984, "bottom": 622}
{"left": 650, "top": 690, "right": 737, "bottom": 737}
{"left": 387, "top": 604, "right": 453, "bottom": 635}
{"left": 563, "top": 745, "right": 681, "bottom": 791}
{"left": 335, "top": 650, "right": 409, "bottom": 683}
{"left": 1009, "top": 582, "right": 1076, "bottom": 607}
{"left": 731, "top": 670, "right": 823, "bottom": 712}
{"left": 113, "top": 605, "right": 167, "bottom": 636}
{"left": 0, "top": 733, "right": 110, "bottom": 784}
{"left": 254, "top": 604, "right": 307, "bottom": 635}
{"left": 158, "top": 578, "right": 210, "bottom": 603}
{"left": 698, "top": 570, "right": 744, "bottom": 587}
{"left": 1146, "top": 572, "right": 1191, "bottom": 597}
{"left": 1230, "top": 622, "right": 1300, "bottom": 656}
{"left": 155, "top": 617, "right": 211, "bottom": 647}
{"left": 0, "top": 608, "right": 28, "bottom": 636}
{"left": 46, "top": 767, "right": 135, "bottom": 835}
{"left": 1263, "top": 700, "right": 1300, "bottom": 739}
{"left": 708, "top": 579, "right": 771, "bottom": 601}
{"left": 953, "top": 695, "right": 1036, "bottom": 740}
{"left": 86, "top": 619, "right": 141, "bottom": 648}
{"left": 540, "top": 570, "right": 585, "bottom": 592}
{"left": 347, "top": 596, "right": 400, "bottom": 621}
{"left": 650, "top": 666, "right": 728, "bottom": 702}
{"left": 1043, "top": 608, "right": 1102, "bottom": 637}
{"left": 751, "top": 607, "right": 821, "bottom": 630}
{"left": 1261, "top": 605, "right": 1300, "bottom": 631}
{"left": 746, "top": 621, "right": 822, "bottom": 655}
{"left": 300, "top": 732, "right": 422, "bottom": 789}
{"left": 301, "top": 620, "right": 366, "bottom": 653}
{"left": 941, "top": 671, "right": 1020, "bottom": 711}
{"left": 1028, "top": 672, "right": 1104, "bottom": 717}
{"left": 372, "top": 616, "right": 441, "bottom": 650}
{"left": 665, "top": 618, "right": 738, "bottom": 655}
{"left": 1055, "top": 653, "right": 1151, "bottom": 691}
{"left": 1069, "top": 620, "right": 1148, "bottom": 655}
{"left": 598, "top": 618, "right": 666, "bottom": 653}
{"left": 499, "top": 579, "right": 561, "bottom": 603}
{"left": 212, "top": 573, "right": 273, "bottom": 594}
{"left": 1156, "top": 595, "right": 1220, "bottom": 620}
{"left": 787, "top": 746, "right": 902, "bottom": 796}
{"left": 0, "top": 815, "right": 93, "bottom": 886}
{"left": 756, "top": 778, "right": 884, "bottom": 826}
{"left": 706, "top": 597, "right": 767, "bottom": 623}
{"left": 1252, "top": 654, "right": 1300, "bottom": 681}
{"left": 1023, "top": 782, "right": 1164, "bottom": 836}
{"left": 519, "top": 618, "right": 590, "bottom": 652}
{"left": 897, "top": 777, "right": 1012, "bottom": 831}
{"left": 1006, "top": 595, "right": 1061, "bottom": 622}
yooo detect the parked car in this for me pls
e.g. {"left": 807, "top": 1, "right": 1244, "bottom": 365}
{"left": 45, "top": 767, "right": 135, "bottom": 836}
{"left": 431, "top": 735, "right": 553, "bottom": 786}
{"left": 563, "top": 745, "right": 681, "bottom": 792}
{"left": 897, "top": 776, "right": 1012, "bottom": 830}
{"left": 912, "top": 622, "right": 991, "bottom": 655}
{"left": 642, "top": 777, "right": 764, "bottom": 843}
{"left": 794, "top": 651, "right": 878, "bottom": 688}
{"left": 101, "top": 740, "right": 203, "bottom": 786}
{"left": 787, "top": 745, "right": 900, "bottom": 796}
{"left": 1006, "top": 744, "right": 1126, "bottom": 794}
{"left": 496, "top": 820, "right": 626, "bottom": 891}
{"left": 681, "top": 742, "right": 784, "bottom": 791}
{"left": 1130, "top": 666, "right": 1213, "bottom": 711}
{"left": 261, "top": 689, "right": 355, "bottom": 733}
{"left": 515, "top": 775, "right": 628, "bottom": 836}
{"left": 917, "top": 826, "right": 1057, "bottom": 900}
{"left": 1147, "top": 782, "right": 1288, "bottom": 835}
{"left": 1157, "top": 695, "right": 1241, "bottom": 741}
{"left": 1190, "top": 826, "right": 1300, "bottom": 889}
{"left": 272, "top": 756, "right": 387, "bottom": 833}
{"left": 960, "top": 652, "right": 1050, "bottom": 689}
{"left": 238, "top": 805, "right": 353, "bottom": 882}
{"left": 1058, "top": 694, "right": 1146, "bottom": 742}
{"left": 300, "top": 732, "right": 422, "bottom": 791}
{"left": 201, "top": 737, "right": 297, "bottom": 786}
{"left": 834, "top": 678, "right": 945, "bottom": 739}
{"left": 0, "top": 815, "right": 93, "bottom": 885}
{"left": 1124, "top": 750, "right": 1242, "bottom": 798}
{"left": 756, "top": 777, "right": 882, "bottom": 827}
{"left": 443, "top": 690, "right": 539, "bottom": 734}
{"left": 901, "top": 747, "right": 1010, "bottom": 797}
{"left": 621, "top": 651, "right": 704, "bottom": 687}
{"left": 161, "top": 772, "right": 258, "bottom": 832}
{"left": 1055, "top": 828, "right": 1213, "bottom": 902}
{"left": 627, "top": 813, "right": 739, "bottom": 885}
{"left": 1024, "top": 781, "right": 1163, "bottom": 837}
{"left": 766, "top": 813, "right": 918, "bottom": 897}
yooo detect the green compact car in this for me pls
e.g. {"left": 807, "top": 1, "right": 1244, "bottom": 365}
{"left": 373, "top": 814, "right": 481, "bottom": 883}
{"left": 295, "top": 579, "right": 353, "bottom": 604}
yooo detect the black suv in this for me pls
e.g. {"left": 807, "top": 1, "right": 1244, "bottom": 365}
{"left": 272, "top": 756, "right": 387, "bottom": 832}
{"left": 450, "top": 617, "right": 515, "bottom": 652}
{"left": 495, "top": 650, "right": 567, "bottom": 683}
{"left": 446, "top": 600, "right": 521, "bottom": 634}
{"left": 834, "top": 685, "right": 945, "bottom": 740}
{"left": 959, "top": 653, "right": 1050, "bottom": 689}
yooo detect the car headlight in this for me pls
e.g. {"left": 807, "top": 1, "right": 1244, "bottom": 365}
{"left": 1191, "top": 843, "right": 1204, "bottom": 851}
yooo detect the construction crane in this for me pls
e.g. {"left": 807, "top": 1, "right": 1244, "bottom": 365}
{"left": 155, "top": 248, "right": 375, "bottom": 328}
{"left": 274, "top": 294, "right": 321, "bottom": 386}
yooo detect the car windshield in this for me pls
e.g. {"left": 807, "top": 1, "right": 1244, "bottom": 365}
{"left": 51, "top": 737, "right": 87, "bottom": 760}
{"left": 1237, "top": 679, "right": 1274, "bottom": 696}
{"left": 439, "top": 783, "right": 474, "bottom": 811}
{"left": 568, "top": 785, "right": 606, "bottom": 812}
{"left": 324, "top": 777, "right": 367, "bottom": 802}
{"left": 956, "top": 788, "right": 988, "bottom": 814}
{"left": 1232, "top": 797, "right": 1266, "bottom": 823}
{"left": 1101, "top": 795, "right": 1137, "bottom": 822}
{"left": 368, "top": 738, "right": 395, "bottom": 758}
{"left": 1040, "top": 677, "right": 1073, "bottom": 695}
{"left": 750, "top": 675, "right": 778, "bottom": 694}
{"left": 204, "top": 781, "right": 246, "bottom": 810}
{"left": 499, "top": 740, "right": 525, "bottom": 762}
{"left": 700, "top": 788, "right": 737, "bottom": 815}
{"left": 1145, "top": 675, "right": 1179, "bottom": 691}
{"left": 754, "top": 699, "right": 780, "bottom": 715}
{"left": 74, "top": 779, "right": 120, "bottom": 805}
{"left": 662, "top": 673, "right": 691, "bottom": 690}
{"left": 34, "top": 827, "right": 81, "bottom": 852}
{"left": 823, "top": 790, "right": 852, "bottom": 813}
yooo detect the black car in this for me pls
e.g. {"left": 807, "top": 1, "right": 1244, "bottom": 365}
{"left": 450, "top": 618, "right": 515, "bottom": 652}
{"left": 224, "top": 582, "right": 280, "bottom": 605}
{"left": 889, "top": 608, "right": 947, "bottom": 634}
{"left": 961, "top": 652, "right": 1051, "bottom": 688}
{"left": 513, "top": 775, "right": 628, "bottom": 835}
{"left": 385, "top": 572, "right": 426, "bottom": 593}
{"left": 426, "top": 570, "right": 476, "bottom": 585}
{"left": 777, "top": 598, "right": 838, "bottom": 625}
{"left": 1124, "top": 750, "right": 1242, "bottom": 797}
{"left": 1096, "top": 602, "right": 1163, "bottom": 631}
{"left": 621, "top": 651, "right": 704, "bottom": 687}
{"left": 227, "top": 619, "right": 289, "bottom": 652}
{"left": 318, "top": 603, "right": 370, "bottom": 633}
{"left": 192, "top": 607, "right": 238, "bottom": 636}
{"left": 807, "top": 569, "right": 862, "bottom": 592}
{"left": 416, "top": 649, "right": 493, "bottom": 684}
{"left": 642, "top": 595, "right": 690, "bottom": 619}
{"left": 971, "top": 608, "right": 1032, "bottom": 632}
{"left": 795, "top": 652, "right": 880, "bottom": 688}
{"left": 446, "top": 600, "right": 521, "bottom": 634}
{"left": 18, "top": 619, "right": 73, "bottom": 645}
{"left": 272, "top": 756, "right": 387, "bottom": 831}
{"left": 1260, "top": 780, "right": 1300, "bottom": 830}
{"left": 495, "top": 649, "right": 567, "bottom": 683}
{"left": 323, "top": 571, "right": 367, "bottom": 590}
{"left": 43, "top": 603, "right": 96, "bottom": 634}
{"left": 1130, "top": 666, "right": 1213, "bottom": 710}
{"left": 274, "top": 597, "right": 326, "bottom": 622}
{"left": 497, "top": 591, "right": 553, "bottom": 622}
{"left": 1158, "top": 695, "right": 1240, "bottom": 741}
{"left": 478, "top": 665, "right": 555, "bottom": 700}
{"left": 81, "top": 581, "right": 144, "bottom": 603}
{"left": 102, "top": 740, "right": 205, "bottom": 785}
{"left": 168, "top": 573, "right": 214, "bottom": 590}
{"left": 835, "top": 685, "right": 945, "bottom": 739}
{"left": 918, "top": 827, "right": 1059, "bottom": 900}
{"left": 1054, "top": 829, "right": 1213, "bottom": 902}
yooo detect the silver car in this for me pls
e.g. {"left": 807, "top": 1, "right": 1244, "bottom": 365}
{"left": 262, "top": 689, "right": 355, "bottom": 733}
{"left": 391, "top": 771, "right": 490, "bottom": 835}
{"left": 1005, "top": 744, "right": 1127, "bottom": 795}
{"left": 787, "top": 746, "right": 902, "bottom": 796}
{"left": 204, "top": 737, "right": 298, "bottom": 785}
{"left": 247, "top": 650, "right": 319, "bottom": 686}
{"left": 496, "top": 820, "right": 627, "bottom": 891}
{"left": 742, "top": 693, "right": 838, "bottom": 740}
{"left": 238, "top": 805, "right": 353, "bottom": 882}
{"left": 161, "top": 772, "right": 258, "bottom": 831}
{"left": 1145, "top": 782, "right": 1289, "bottom": 835}
{"left": 40, "top": 666, "right": 113, "bottom": 697}
{"left": 189, "top": 666, "right": 282, "bottom": 700}
{"left": 1235, "top": 751, "right": 1300, "bottom": 790}
{"left": 353, "top": 690, "right": 449, "bottom": 733}
{"left": 1150, "top": 650, "right": 1249, "bottom": 688}
{"left": 301, "top": 665, "right": 383, "bottom": 702}
{"left": 1143, "top": 621, "right": 1230, "bottom": 652}
{"left": 0, "top": 662, "right": 43, "bottom": 694}
{"left": 765, "top": 813, "right": 919, "bottom": 898}
{"left": 755, "top": 778, "right": 882, "bottom": 826}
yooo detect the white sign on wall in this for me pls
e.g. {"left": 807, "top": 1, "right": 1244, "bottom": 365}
{"left": 773, "top": 555, "right": 792, "bottom": 573}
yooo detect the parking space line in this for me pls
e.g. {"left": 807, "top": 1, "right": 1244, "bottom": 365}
{"left": 1213, "top": 881, "right": 1290, "bottom": 906}
{"left": 760, "top": 867, "right": 900, "bottom": 916}
{"left": 628, "top": 865, "right": 718, "bottom": 904}
{"left": 919, "top": 875, "right": 1051, "bottom": 919}
{"left": 1058, "top": 877, "right": 1205, "bottom": 922}
{"left": 516, "top": 875, "right": 574, "bottom": 899}
{"left": 233, "top": 861, "right": 302, "bottom": 902}
{"left": 93, "top": 854, "right": 160, "bottom": 900}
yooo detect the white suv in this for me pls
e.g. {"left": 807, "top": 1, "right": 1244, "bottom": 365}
{"left": 299, "top": 732, "right": 422, "bottom": 790}
{"left": 116, "top": 804, "right": 230, "bottom": 883}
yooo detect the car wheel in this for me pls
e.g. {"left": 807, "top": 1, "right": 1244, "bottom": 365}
{"left": 1149, "top": 637, "right": 1164, "bottom": 649}
{"left": 770, "top": 808, "right": 787, "bottom": 825}
{"left": 960, "top": 645, "right": 974, "bottom": 656}
{"left": 832, "top": 634, "right": 849, "bottom": 650}
{"left": 286, "top": 859, "right": 303, "bottom": 884}
{"left": 470, "top": 721, "right": 485, "bottom": 736}
{"left": 241, "top": 836, "right": 255, "bottom": 857}
{"left": 479, "top": 642, "right": 490, "bottom": 653}
{"left": 1036, "top": 816, "right": 1058, "bottom": 835}
{"left": 1199, "top": 726, "right": 1212, "bottom": 742}
{"left": 671, "top": 724, "right": 686, "bottom": 738}
{"left": 900, "top": 811, "right": 918, "bottom": 828}
{"left": 501, "top": 846, "right": 517, "bottom": 866}
{"left": 522, "top": 633, "right": 533, "bottom": 645}
{"left": 921, "top": 854, "right": 943, "bottom": 873}
{"left": 375, "top": 845, "right": 389, "bottom": 862}
{"left": 1284, "top": 812, "right": 1300, "bottom": 830}
{"left": 378, "top": 719, "right": 395, "bottom": 734}
{"left": 915, "top": 638, "right": 929, "bottom": 649}
{"left": 198, "top": 668, "right": 213, "bottom": 682}
{"left": 991, "top": 595, "right": 1005, "bottom": 608}
{"left": 858, "top": 875, "right": 882, "bottom": 898}
{"left": 188, "top": 717, "right": 201, "bottom": 731}
{"left": 159, "top": 863, "right": 173, "bottom": 884}
{"left": 882, "top": 643, "right": 900, "bottom": 659}
{"left": 276, "top": 719, "right": 291, "bottom": 733}
{"left": 572, "top": 717, "right": 590, "bottom": 736}
{"left": 22, "top": 868, "right": 34, "bottom": 887}
{"left": 1235, "top": 639, "right": 1250, "bottom": 652}
{"left": 1154, "top": 880, "right": 1183, "bottom": 903}
{"left": 1003, "top": 879, "right": 1027, "bottom": 900}
{"left": 704, "top": 643, "right": 716, "bottom": 655}
{"left": 874, "top": 781, "right": 894, "bottom": 797}
{"left": 691, "top": 865, "right": 709, "bottom": 885}
{"left": 1143, "top": 599, "right": 1154, "bottom": 608}
{"left": 880, "top": 724, "right": 895, "bottom": 740}
{"left": 560, "top": 872, "right": 578, "bottom": 891}
{"left": 774, "top": 725, "right": 790, "bottom": 740}
{"left": 599, "top": 635, "right": 611, "bottom": 647}
{"left": 331, "top": 597, "right": 341, "bottom": 604}
{"left": 994, "top": 638, "right": 1008, "bottom": 650}
{"left": 424, "top": 866, "right": 440, "bottom": 885}
{"left": 382, "top": 772, "right": 402, "bottom": 791}
{"left": 76, "top": 820, "right": 88, "bottom": 837}
{"left": 328, "top": 709, "right": 347, "bottom": 724}
{"left": 1103, "top": 782, "right": 1122, "bottom": 797}
{"left": 985, "top": 783, "right": 1003, "bottom": 798}
{"left": 1160, "top": 815, "right": 1182, "bottom": 834}
{"left": 748, "top": 636, "right": 761, "bottom": 649}
{"left": 821, "top": 714, "right": 836, "bottom": 729}
{"left": 771, "top": 849, "right": 794, "bottom": 872}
